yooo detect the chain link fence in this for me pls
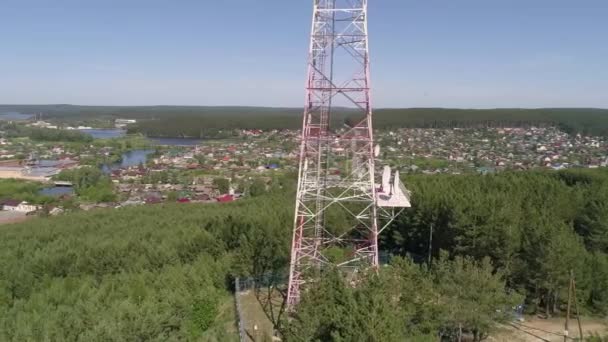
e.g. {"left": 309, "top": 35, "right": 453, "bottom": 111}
{"left": 234, "top": 272, "right": 288, "bottom": 342}
{"left": 234, "top": 277, "right": 248, "bottom": 342}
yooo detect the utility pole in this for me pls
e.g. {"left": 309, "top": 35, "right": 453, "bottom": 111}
{"left": 564, "top": 270, "right": 584, "bottom": 341}
{"left": 572, "top": 271, "right": 584, "bottom": 340}
{"left": 458, "top": 323, "right": 462, "bottom": 342}
{"left": 428, "top": 222, "right": 434, "bottom": 266}
{"left": 564, "top": 272, "right": 572, "bottom": 342}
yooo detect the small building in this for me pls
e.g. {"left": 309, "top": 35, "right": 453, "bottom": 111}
{"left": 121, "top": 199, "right": 144, "bottom": 207}
{"left": 216, "top": 194, "right": 234, "bottom": 203}
{"left": 49, "top": 207, "right": 64, "bottom": 216}
{"left": 1, "top": 200, "right": 40, "bottom": 213}
{"left": 1, "top": 199, "right": 21, "bottom": 211}
{"left": 17, "top": 202, "right": 40, "bottom": 213}
{"left": 145, "top": 196, "right": 162, "bottom": 204}
{"left": 194, "top": 193, "right": 211, "bottom": 201}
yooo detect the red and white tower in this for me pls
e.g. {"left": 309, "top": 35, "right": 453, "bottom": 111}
{"left": 286, "top": 0, "right": 410, "bottom": 310}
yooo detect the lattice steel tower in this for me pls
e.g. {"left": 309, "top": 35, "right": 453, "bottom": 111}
{"left": 286, "top": 0, "right": 410, "bottom": 310}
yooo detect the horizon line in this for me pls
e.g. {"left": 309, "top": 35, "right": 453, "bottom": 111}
{"left": 1, "top": 104, "right": 607, "bottom": 111}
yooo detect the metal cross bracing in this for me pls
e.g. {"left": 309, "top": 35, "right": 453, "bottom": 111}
{"left": 286, "top": 0, "right": 410, "bottom": 311}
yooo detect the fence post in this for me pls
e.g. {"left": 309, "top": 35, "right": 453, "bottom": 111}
{"left": 235, "top": 277, "right": 247, "bottom": 342}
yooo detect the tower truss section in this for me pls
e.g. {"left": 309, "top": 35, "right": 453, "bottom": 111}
{"left": 286, "top": 0, "right": 411, "bottom": 311}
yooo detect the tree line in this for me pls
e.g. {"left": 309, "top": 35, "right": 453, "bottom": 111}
{"left": 7, "top": 105, "right": 607, "bottom": 137}
{"left": 0, "top": 122, "right": 93, "bottom": 142}
{"left": 131, "top": 108, "right": 608, "bottom": 137}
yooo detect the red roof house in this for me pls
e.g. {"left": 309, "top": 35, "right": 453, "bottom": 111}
{"left": 216, "top": 194, "right": 234, "bottom": 203}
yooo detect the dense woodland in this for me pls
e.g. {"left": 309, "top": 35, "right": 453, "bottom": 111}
{"left": 369, "top": 108, "right": 608, "bottom": 136}
{"left": 0, "top": 122, "right": 93, "bottom": 142}
{"left": 386, "top": 170, "right": 608, "bottom": 314}
{"left": 285, "top": 169, "right": 608, "bottom": 341}
{"left": 3, "top": 105, "right": 608, "bottom": 137}
{"left": 1, "top": 170, "right": 608, "bottom": 340}
{"left": 0, "top": 186, "right": 292, "bottom": 341}
{"left": 284, "top": 256, "right": 520, "bottom": 341}
{"left": 129, "top": 108, "right": 608, "bottom": 138}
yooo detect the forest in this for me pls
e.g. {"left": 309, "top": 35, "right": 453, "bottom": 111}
{"left": 4, "top": 105, "right": 608, "bottom": 137}
{"left": 385, "top": 169, "right": 608, "bottom": 315}
{"left": 368, "top": 108, "right": 608, "bottom": 136}
{"left": 0, "top": 186, "right": 292, "bottom": 341}
{"left": 0, "top": 170, "right": 608, "bottom": 340}
{"left": 0, "top": 121, "right": 93, "bottom": 143}
{"left": 129, "top": 108, "right": 608, "bottom": 138}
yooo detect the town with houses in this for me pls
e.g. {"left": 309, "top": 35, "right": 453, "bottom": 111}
{"left": 379, "top": 126, "right": 608, "bottom": 174}
{"left": 0, "top": 118, "right": 607, "bottom": 224}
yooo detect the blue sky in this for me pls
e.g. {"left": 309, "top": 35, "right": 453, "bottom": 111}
{"left": 1, "top": 0, "right": 606, "bottom": 108}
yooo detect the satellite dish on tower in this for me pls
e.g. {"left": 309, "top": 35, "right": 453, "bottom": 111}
{"left": 374, "top": 145, "right": 380, "bottom": 158}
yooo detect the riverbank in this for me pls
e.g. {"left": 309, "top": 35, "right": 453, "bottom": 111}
{"left": 0, "top": 169, "right": 49, "bottom": 181}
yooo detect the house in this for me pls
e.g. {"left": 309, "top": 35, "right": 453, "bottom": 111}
{"left": 192, "top": 185, "right": 213, "bottom": 193}
{"left": 145, "top": 196, "right": 162, "bottom": 204}
{"left": 193, "top": 193, "right": 211, "bottom": 201}
{"left": 1, "top": 200, "right": 40, "bottom": 213}
{"left": 216, "top": 194, "right": 234, "bottom": 203}
{"left": 121, "top": 199, "right": 144, "bottom": 207}
{"left": 117, "top": 184, "right": 132, "bottom": 193}
{"left": 18, "top": 202, "right": 40, "bottom": 213}
{"left": 1, "top": 199, "right": 21, "bottom": 211}
{"left": 49, "top": 207, "right": 64, "bottom": 216}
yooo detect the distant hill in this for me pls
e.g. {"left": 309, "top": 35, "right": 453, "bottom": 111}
{"left": 2, "top": 105, "right": 607, "bottom": 137}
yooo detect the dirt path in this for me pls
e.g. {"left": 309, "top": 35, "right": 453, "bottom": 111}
{"left": 0, "top": 211, "right": 32, "bottom": 225}
{"left": 490, "top": 317, "right": 608, "bottom": 342}
{"left": 239, "top": 290, "right": 276, "bottom": 342}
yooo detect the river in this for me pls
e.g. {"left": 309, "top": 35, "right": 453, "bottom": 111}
{"left": 38, "top": 149, "right": 155, "bottom": 191}
{"left": 39, "top": 186, "right": 74, "bottom": 197}
{"left": 79, "top": 129, "right": 202, "bottom": 146}
{"left": 101, "top": 149, "right": 155, "bottom": 173}
{"left": 79, "top": 129, "right": 126, "bottom": 139}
